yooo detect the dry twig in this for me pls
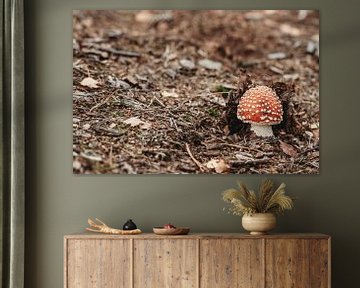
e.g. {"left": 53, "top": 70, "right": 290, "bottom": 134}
{"left": 185, "top": 143, "right": 207, "bottom": 172}
{"left": 86, "top": 218, "right": 142, "bottom": 235}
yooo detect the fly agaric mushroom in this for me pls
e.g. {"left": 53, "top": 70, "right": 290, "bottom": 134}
{"left": 237, "top": 86, "right": 283, "bottom": 137}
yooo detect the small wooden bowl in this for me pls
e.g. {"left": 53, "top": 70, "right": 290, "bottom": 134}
{"left": 153, "top": 227, "right": 190, "bottom": 235}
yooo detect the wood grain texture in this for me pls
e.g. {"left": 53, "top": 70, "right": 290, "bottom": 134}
{"left": 66, "top": 239, "right": 131, "bottom": 288}
{"left": 64, "top": 234, "right": 330, "bottom": 288}
{"left": 265, "top": 239, "right": 310, "bottom": 288}
{"left": 200, "top": 239, "right": 264, "bottom": 288}
{"left": 65, "top": 233, "right": 330, "bottom": 240}
{"left": 310, "top": 239, "right": 330, "bottom": 288}
{"left": 133, "top": 239, "right": 197, "bottom": 288}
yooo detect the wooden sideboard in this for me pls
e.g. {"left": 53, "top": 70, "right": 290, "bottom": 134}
{"left": 64, "top": 233, "right": 330, "bottom": 288}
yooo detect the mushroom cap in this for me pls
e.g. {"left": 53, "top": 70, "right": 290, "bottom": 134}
{"left": 237, "top": 86, "right": 283, "bottom": 125}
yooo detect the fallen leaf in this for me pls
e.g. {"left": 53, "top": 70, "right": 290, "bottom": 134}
{"left": 124, "top": 75, "right": 138, "bottom": 86}
{"left": 107, "top": 75, "right": 131, "bottom": 89}
{"left": 164, "top": 68, "right": 177, "bottom": 79}
{"left": 311, "top": 33, "right": 319, "bottom": 41}
{"left": 135, "top": 10, "right": 153, "bottom": 23}
{"left": 280, "top": 24, "right": 301, "bottom": 37}
{"left": 279, "top": 140, "right": 298, "bottom": 157}
{"left": 123, "top": 117, "right": 144, "bottom": 126}
{"left": 306, "top": 41, "right": 317, "bottom": 54}
{"left": 93, "top": 124, "right": 125, "bottom": 136}
{"left": 82, "top": 18, "right": 93, "bottom": 28}
{"left": 106, "top": 30, "right": 123, "bottom": 39}
{"left": 198, "top": 59, "right": 222, "bottom": 70}
{"left": 244, "top": 11, "right": 264, "bottom": 20}
{"left": 204, "top": 95, "right": 226, "bottom": 107}
{"left": 223, "top": 125, "right": 230, "bottom": 135}
{"left": 298, "top": 10, "right": 308, "bottom": 20}
{"left": 73, "top": 91, "right": 96, "bottom": 98}
{"left": 83, "top": 123, "right": 91, "bottom": 130}
{"left": 235, "top": 153, "right": 254, "bottom": 161}
{"left": 283, "top": 74, "right": 299, "bottom": 81}
{"left": 140, "top": 123, "right": 152, "bottom": 130}
{"left": 179, "top": 59, "right": 196, "bottom": 70}
{"left": 206, "top": 159, "right": 230, "bottom": 173}
{"left": 310, "top": 122, "right": 319, "bottom": 129}
{"left": 80, "top": 77, "right": 100, "bottom": 88}
{"left": 161, "top": 90, "right": 179, "bottom": 98}
{"left": 80, "top": 150, "right": 102, "bottom": 161}
{"left": 123, "top": 117, "right": 151, "bottom": 129}
{"left": 267, "top": 52, "right": 287, "bottom": 60}
{"left": 312, "top": 129, "right": 320, "bottom": 139}
{"left": 73, "top": 39, "right": 79, "bottom": 51}
{"left": 214, "top": 83, "right": 237, "bottom": 92}
{"left": 269, "top": 66, "right": 284, "bottom": 74}
{"left": 120, "top": 162, "right": 136, "bottom": 174}
{"left": 135, "top": 74, "right": 148, "bottom": 81}
{"left": 82, "top": 48, "right": 109, "bottom": 58}
{"left": 73, "top": 160, "right": 82, "bottom": 170}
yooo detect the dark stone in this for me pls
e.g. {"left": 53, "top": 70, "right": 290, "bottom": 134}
{"left": 123, "top": 219, "right": 137, "bottom": 230}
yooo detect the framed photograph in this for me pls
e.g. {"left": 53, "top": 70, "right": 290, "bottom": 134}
{"left": 73, "top": 10, "right": 319, "bottom": 175}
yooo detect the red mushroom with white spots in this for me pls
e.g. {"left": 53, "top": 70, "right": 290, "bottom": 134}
{"left": 237, "top": 86, "right": 283, "bottom": 137}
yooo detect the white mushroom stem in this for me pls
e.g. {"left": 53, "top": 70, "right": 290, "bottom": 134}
{"left": 250, "top": 124, "right": 274, "bottom": 137}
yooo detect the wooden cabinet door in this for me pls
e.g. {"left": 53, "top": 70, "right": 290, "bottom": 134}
{"left": 265, "top": 238, "right": 330, "bottom": 288}
{"left": 309, "top": 239, "right": 330, "bottom": 288}
{"left": 200, "top": 239, "right": 264, "bottom": 288}
{"left": 66, "top": 239, "right": 131, "bottom": 288}
{"left": 266, "top": 239, "right": 310, "bottom": 287}
{"left": 133, "top": 239, "right": 198, "bottom": 288}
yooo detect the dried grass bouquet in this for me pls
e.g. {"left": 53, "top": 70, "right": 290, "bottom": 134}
{"left": 222, "top": 179, "right": 294, "bottom": 216}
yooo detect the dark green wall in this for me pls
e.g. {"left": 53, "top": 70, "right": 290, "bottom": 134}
{"left": 25, "top": 0, "right": 360, "bottom": 287}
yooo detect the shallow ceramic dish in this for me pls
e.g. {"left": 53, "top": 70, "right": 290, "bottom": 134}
{"left": 153, "top": 227, "right": 190, "bottom": 235}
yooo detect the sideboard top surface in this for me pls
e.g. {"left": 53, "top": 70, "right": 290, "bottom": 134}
{"left": 64, "top": 232, "right": 330, "bottom": 240}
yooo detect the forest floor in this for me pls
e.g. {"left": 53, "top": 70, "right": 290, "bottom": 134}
{"left": 73, "top": 10, "right": 319, "bottom": 174}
